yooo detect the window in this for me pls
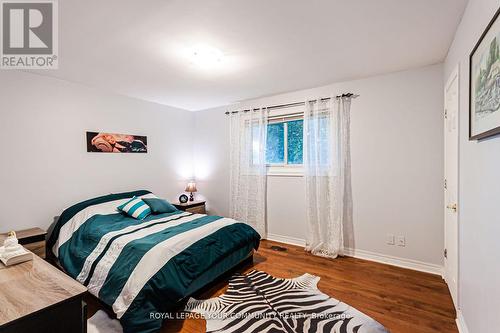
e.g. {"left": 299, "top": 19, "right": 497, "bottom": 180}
{"left": 266, "top": 118, "right": 303, "bottom": 172}
{"left": 287, "top": 120, "right": 303, "bottom": 165}
{"left": 266, "top": 122, "right": 285, "bottom": 164}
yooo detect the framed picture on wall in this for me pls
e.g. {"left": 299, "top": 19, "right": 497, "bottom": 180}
{"left": 86, "top": 132, "right": 148, "bottom": 153}
{"left": 469, "top": 7, "right": 500, "bottom": 140}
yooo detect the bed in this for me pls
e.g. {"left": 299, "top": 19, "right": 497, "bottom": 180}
{"left": 47, "top": 190, "right": 261, "bottom": 333}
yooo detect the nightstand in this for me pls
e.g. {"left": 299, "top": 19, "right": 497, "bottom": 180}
{"left": 0, "top": 228, "right": 47, "bottom": 259}
{"left": 173, "top": 200, "right": 206, "bottom": 214}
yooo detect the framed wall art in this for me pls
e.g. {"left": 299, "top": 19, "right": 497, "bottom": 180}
{"left": 86, "top": 132, "right": 148, "bottom": 153}
{"left": 470, "top": 7, "right": 500, "bottom": 140}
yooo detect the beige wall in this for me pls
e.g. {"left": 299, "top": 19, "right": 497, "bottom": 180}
{"left": 444, "top": 0, "right": 500, "bottom": 331}
{"left": 0, "top": 71, "right": 194, "bottom": 231}
{"left": 194, "top": 63, "right": 444, "bottom": 267}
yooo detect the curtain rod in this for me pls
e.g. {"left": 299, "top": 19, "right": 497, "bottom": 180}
{"left": 225, "top": 93, "right": 359, "bottom": 115}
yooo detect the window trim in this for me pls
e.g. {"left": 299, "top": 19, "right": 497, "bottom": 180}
{"left": 267, "top": 165, "right": 303, "bottom": 177}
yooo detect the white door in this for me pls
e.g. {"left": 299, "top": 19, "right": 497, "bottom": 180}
{"left": 444, "top": 67, "right": 459, "bottom": 308}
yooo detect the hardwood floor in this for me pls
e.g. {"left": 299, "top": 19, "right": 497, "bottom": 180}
{"left": 86, "top": 240, "right": 458, "bottom": 333}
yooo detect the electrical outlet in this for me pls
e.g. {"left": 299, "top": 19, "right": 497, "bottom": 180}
{"left": 386, "top": 234, "right": 395, "bottom": 245}
{"left": 396, "top": 236, "right": 406, "bottom": 247}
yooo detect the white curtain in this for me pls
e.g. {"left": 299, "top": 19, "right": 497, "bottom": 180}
{"left": 304, "top": 96, "right": 353, "bottom": 258}
{"left": 229, "top": 108, "right": 268, "bottom": 238}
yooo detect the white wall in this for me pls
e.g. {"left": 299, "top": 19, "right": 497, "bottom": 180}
{"left": 194, "top": 64, "right": 444, "bottom": 267}
{"left": 444, "top": 1, "right": 500, "bottom": 332}
{"left": 0, "top": 71, "right": 194, "bottom": 231}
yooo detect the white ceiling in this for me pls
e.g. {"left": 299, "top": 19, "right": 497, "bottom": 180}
{"left": 33, "top": 0, "right": 468, "bottom": 111}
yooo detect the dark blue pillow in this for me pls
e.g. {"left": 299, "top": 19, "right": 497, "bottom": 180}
{"left": 142, "top": 198, "right": 178, "bottom": 214}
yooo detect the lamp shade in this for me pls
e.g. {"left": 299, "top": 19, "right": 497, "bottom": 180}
{"left": 185, "top": 181, "right": 197, "bottom": 193}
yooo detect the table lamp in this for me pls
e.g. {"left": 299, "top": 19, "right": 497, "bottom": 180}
{"left": 185, "top": 181, "right": 197, "bottom": 201}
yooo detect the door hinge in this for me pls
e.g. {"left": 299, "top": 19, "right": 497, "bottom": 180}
{"left": 444, "top": 109, "right": 448, "bottom": 119}
{"left": 444, "top": 248, "right": 448, "bottom": 258}
{"left": 444, "top": 179, "right": 447, "bottom": 189}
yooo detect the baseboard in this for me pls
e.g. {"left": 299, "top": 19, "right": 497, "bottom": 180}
{"left": 456, "top": 310, "right": 470, "bottom": 333}
{"left": 266, "top": 233, "right": 306, "bottom": 247}
{"left": 265, "top": 234, "right": 443, "bottom": 275}
{"left": 343, "top": 248, "right": 443, "bottom": 275}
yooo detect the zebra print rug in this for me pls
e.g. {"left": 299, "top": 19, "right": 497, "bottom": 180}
{"left": 185, "top": 270, "right": 389, "bottom": 333}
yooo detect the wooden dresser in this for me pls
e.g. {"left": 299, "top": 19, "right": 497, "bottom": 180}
{"left": 173, "top": 200, "right": 206, "bottom": 214}
{"left": 0, "top": 254, "right": 87, "bottom": 333}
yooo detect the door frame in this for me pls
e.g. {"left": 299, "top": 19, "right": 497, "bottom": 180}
{"left": 444, "top": 64, "right": 460, "bottom": 309}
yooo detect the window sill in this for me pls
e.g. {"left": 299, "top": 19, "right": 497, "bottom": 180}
{"left": 266, "top": 166, "right": 303, "bottom": 177}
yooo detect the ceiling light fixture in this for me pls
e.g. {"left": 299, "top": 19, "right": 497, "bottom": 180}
{"left": 189, "top": 45, "right": 224, "bottom": 69}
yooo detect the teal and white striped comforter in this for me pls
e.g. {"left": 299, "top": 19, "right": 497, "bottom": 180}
{"left": 48, "top": 190, "right": 260, "bottom": 333}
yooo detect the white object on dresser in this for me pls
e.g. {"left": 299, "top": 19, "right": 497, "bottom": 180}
{"left": 0, "top": 231, "right": 33, "bottom": 266}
